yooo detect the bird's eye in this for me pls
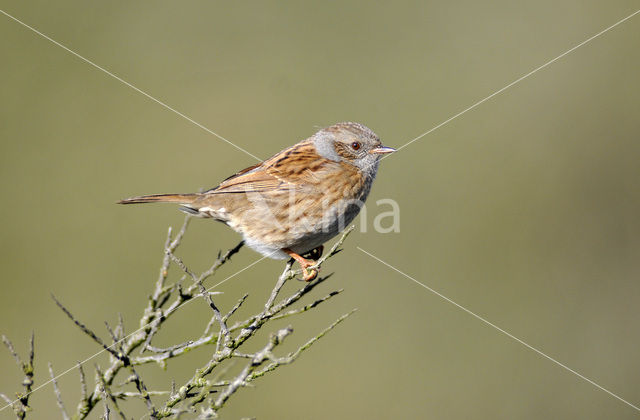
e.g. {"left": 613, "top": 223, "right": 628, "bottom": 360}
{"left": 351, "top": 142, "right": 361, "bottom": 151}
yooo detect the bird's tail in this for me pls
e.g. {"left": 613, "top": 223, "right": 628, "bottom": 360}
{"left": 117, "top": 193, "right": 199, "bottom": 205}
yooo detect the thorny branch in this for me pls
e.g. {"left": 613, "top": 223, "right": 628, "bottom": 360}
{"left": 1, "top": 216, "right": 355, "bottom": 419}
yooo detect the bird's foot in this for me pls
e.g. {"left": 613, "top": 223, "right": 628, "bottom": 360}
{"left": 284, "top": 249, "right": 319, "bottom": 281}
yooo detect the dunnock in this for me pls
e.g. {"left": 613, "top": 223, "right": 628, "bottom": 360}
{"left": 119, "top": 122, "right": 394, "bottom": 280}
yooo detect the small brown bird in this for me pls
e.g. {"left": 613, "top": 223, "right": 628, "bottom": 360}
{"left": 119, "top": 122, "right": 394, "bottom": 280}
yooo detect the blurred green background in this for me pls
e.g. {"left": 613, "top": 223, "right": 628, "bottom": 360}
{"left": 1, "top": 1, "right": 639, "bottom": 418}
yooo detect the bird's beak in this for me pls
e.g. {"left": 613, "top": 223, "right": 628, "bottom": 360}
{"left": 370, "top": 146, "right": 396, "bottom": 155}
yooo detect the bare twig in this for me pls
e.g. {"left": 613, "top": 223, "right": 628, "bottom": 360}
{"left": 76, "top": 362, "right": 90, "bottom": 417}
{"left": 95, "top": 365, "right": 127, "bottom": 420}
{"left": 34, "top": 218, "right": 355, "bottom": 419}
{"left": 51, "top": 295, "right": 122, "bottom": 362}
{"left": 106, "top": 322, "right": 158, "bottom": 418}
{"left": 271, "top": 289, "right": 344, "bottom": 321}
{"left": 48, "top": 363, "right": 69, "bottom": 420}
{"left": 0, "top": 394, "right": 13, "bottom": 405}
{"left": 101, "top": 390, "right": 110, "bottom": 420}
{"left": 264, "top": 261, "right": 294, "bottom": 312}
{"left": 100, "top": 385, "right": 110, "bottom": 420}
{"left": 1, "top": 333, "right": 35, "bottom": 419}
{"left": 198, "top": 240, "right": 245, "bottom": 283}
{"left": 126, "top": 363, "right": 157, "bottom": 418}
{"left": 211, "top": 327, "right": 294, "bottom": 410}
{"left": 196, "top": 276, "right": 232, "bottom": 347}
{"left": 222, "top": 294, "right": 249, "bottom": 323}
{"left": 249, "top": 310, "right": 357, "bottom": 380}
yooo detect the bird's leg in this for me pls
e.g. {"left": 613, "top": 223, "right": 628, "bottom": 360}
{"left": 283, "top": 248, "right": 318, "bottom": 281}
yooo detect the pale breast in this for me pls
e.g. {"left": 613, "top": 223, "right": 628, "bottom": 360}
{"left": 229, "top": 161, "right": 370, "bottom": 256}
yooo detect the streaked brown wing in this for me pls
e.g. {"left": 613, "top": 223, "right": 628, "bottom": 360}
{"left": 218, "top": 162, "right": 263, "bottom": 183}
{"left": 209, "top": 169, "right": 287, "bottom": 194}
{"left": 207, "top": 141, "right": 330, "bottom": 194}
{"left": 204, "top": 162, "right": 266, "bottom": 193}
